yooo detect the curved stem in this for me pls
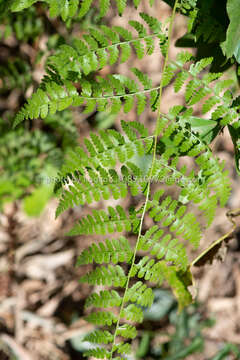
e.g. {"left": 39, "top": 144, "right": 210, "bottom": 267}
{"left": 191, "top": 208, "right": 240, "bottom": 267}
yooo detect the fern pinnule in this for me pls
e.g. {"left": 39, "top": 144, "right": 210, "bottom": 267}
{"left": 138, "top": 225, "right": 188, "bottom": 266}
{"left": 131, "top": 258, "right": 192, "bottom": 309}
{"left": 80, "top": 264, "right": 127, "bottom": 286}
{"left": 84, "top": 329, "right": 114, "bottom": 344}
{"left": 145, "top": 195, "right": 201, "bottom": 247}
{"left": 85, "top": 289, "right": 122, "bottom": 308}
{"left": 68, "top": 205, "right": 140, "bottom": 236}
{"left": 120, "top": 304, "right": 144, "bottom": 322}
{"left": 14, "top": 80, "right": 79, "bottom": 127}
{"left": 85, "top": 311, "right": 118, "bottom": 326}
{"left": 76, "top": 236, "right": 133, "bottom": 265}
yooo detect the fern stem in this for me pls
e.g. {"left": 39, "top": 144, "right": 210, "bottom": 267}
{"left": 77, "top": 86, "right": 161, "bottom": 101}
{"left": 155, "top": 2, "right": 179, "bottom": 136}
{"left": 109, "top": 181, "right": 151, "bottom": 359}
{"left": 85, "top": 33, "right": 160, "bottom": 53}
{"left": 109, "top": 1, "right": 179, "bottom": 358}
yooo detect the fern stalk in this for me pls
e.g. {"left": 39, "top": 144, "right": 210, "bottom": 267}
{"left": 109, "top": 1, "right": 179, "bottom": 358}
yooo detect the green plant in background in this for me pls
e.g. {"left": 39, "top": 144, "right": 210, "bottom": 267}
{"left": 141, "top": 292, "right": 240, "bottom": 360}
{"left": 0, "top": 59, "right": 32, "bottom": 92}
{"left": 0, "top": 6, "right": 43, "bottom": 41}
{"left": 0, "top": 110, "right": 77, "bottom": 215}
{"left": 0, "top": 2, "right": 82, "bottom": 216}
{"left": 143, "top": 294, "right": 240, "bottom": 360}
{"left": 8, "top": 0, "right": 240, "bottom": 358}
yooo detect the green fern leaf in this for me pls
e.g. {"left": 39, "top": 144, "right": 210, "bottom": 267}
{"left": 159, "top": 261, "right": 193, "bottom": 310}
{"left": 78, "top": 0, "right": 93, "bottom": 18}
{"left": 85, "top": 311, "right": 118, "bottom": 326}
{"left": 77, "top": 236, "right": 133, "bottom": 265}
{"left": 125, "top": 281, "right": 154, "bottom": 307}
{"left": 162, "top": 63, "right": 177, "bottom": 86}
{"left": 112, "top": 342, "right": 132, "bottom": 356}
{"left": 68, "top": 205, "right": 139, "bottom": 235}
{"left": 138, "top": 225, "right": 188, "bottom": 268}
{"left": 115, "top": 0, "right": 127, "bottom": 15}
{"left": 140, "top": 12, "right": 162, "bottom": 34}
{"left": 116, "top": 324, "right": 137, "bottom": 339}
{"left": 80, "top": 264, "right": 127, "bottom": 286}
{"left": 189, "top": 57, "right": 213, "bottom": 76}
{"left": 131, "top": 68, "right": 152, "bottom": 89}
{"left": 202, "top": 96, "right": 219, "bottom": 114}
{"left": 98, "top": 0, "right": 110, "bottom": 17}
{"left": 84, "top": 330, "right": 114, "bottom": 344}
{"left": 11, "top": 0, "right": 37, "bottom": 11}
{"left": 85, "top": 289, "right": 122, "bottom": 308}
{"left": 120, "top": 304, "right": 144, "bottom": 323}
{"left": 83, "top": 347, "right": 109, "bottom": 359}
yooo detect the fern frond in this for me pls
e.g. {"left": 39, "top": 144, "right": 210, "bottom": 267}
{"left": 10, "top": 0, "right": 38, "bottom": 12}
{"left": 83, "top": 347, "right": 109, "bottom": 359}
{"left": 16, "top": 52, "right": 240, "bottom": 130}
{"left": 70, "top": 70, "right": 158, "bottom": 115}
{"left": 116, "top": 324, "right": 137, "bottom": 339}
{"left": 138, "top": 225, "right": 188, "bottom": 268}
{"left": 48, "top": 17, "right": 166, "bottom": 80}
{"left": 132, "top": 257, "right": 192, "bottom": 309}
{"left": 125, "top": 281, "right": 154, "bottom": 307}
{"left": 85, "top": 289, "right": 122, "bottom": 308}
{"left": 14, "top": 69, "right": 162, "bottom": 126}
{"left": 146, "top": 195, "right": 201, "bottom": 247}
{"left": 1, "top": 6, "right": 43, "bottom": 41}
{"left": 68, "top": 205, "right": 139, "bottom": 235}
{"left": 9, "top": 0, "right": 235, "bottom": 357}
{"left": 56, "top": 162, "right": 144, "bottom": 215}
{"left": 80, "top": 264, "right": 127, "bottom": 286}
{"left": 112, "top": 342, "right": 131, "bottom": 356}
{"left": 177, "top": 0, "right": 197, "bottom": 14}
{"left": 85, "top": 311, "right": 118, "bottom": 326}
{"left": 156, "top": 109, "right": 231, "bottom": 224}
{"left": 120, "top": 304, "right": 144, "bottom": 323}
{"left": 131, "top": 256, "right": 162, "bottom": 281}
{"left": 56, "top": 121, "right": 152, "bottom": 215}
{"left": 172, "top": 55, "right": 239, "bottom": 126}
{"left": 10, "top": 0, "right": 160, "bottom": 19}
{"left": 84, "top": 330, "right": 114, "bottom": 344}
{"left": 77, "top": 236, "right": 133, "bottom": 265}
{"left": 14, "top": 80, "right": 79, "bottom": 127}
{"left": 59, "top": 129, "right": 151, "bottom": 176}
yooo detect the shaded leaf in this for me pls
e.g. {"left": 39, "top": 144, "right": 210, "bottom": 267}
{"left": 221, "top": 0, "right": 240, "bottom": 62}
{"left": 228, "top": 124, "right": 240, "bottom": 174}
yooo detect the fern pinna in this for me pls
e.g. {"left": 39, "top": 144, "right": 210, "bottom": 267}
{"left": 13, "top": 0, "right": 236, "bottom": 359}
